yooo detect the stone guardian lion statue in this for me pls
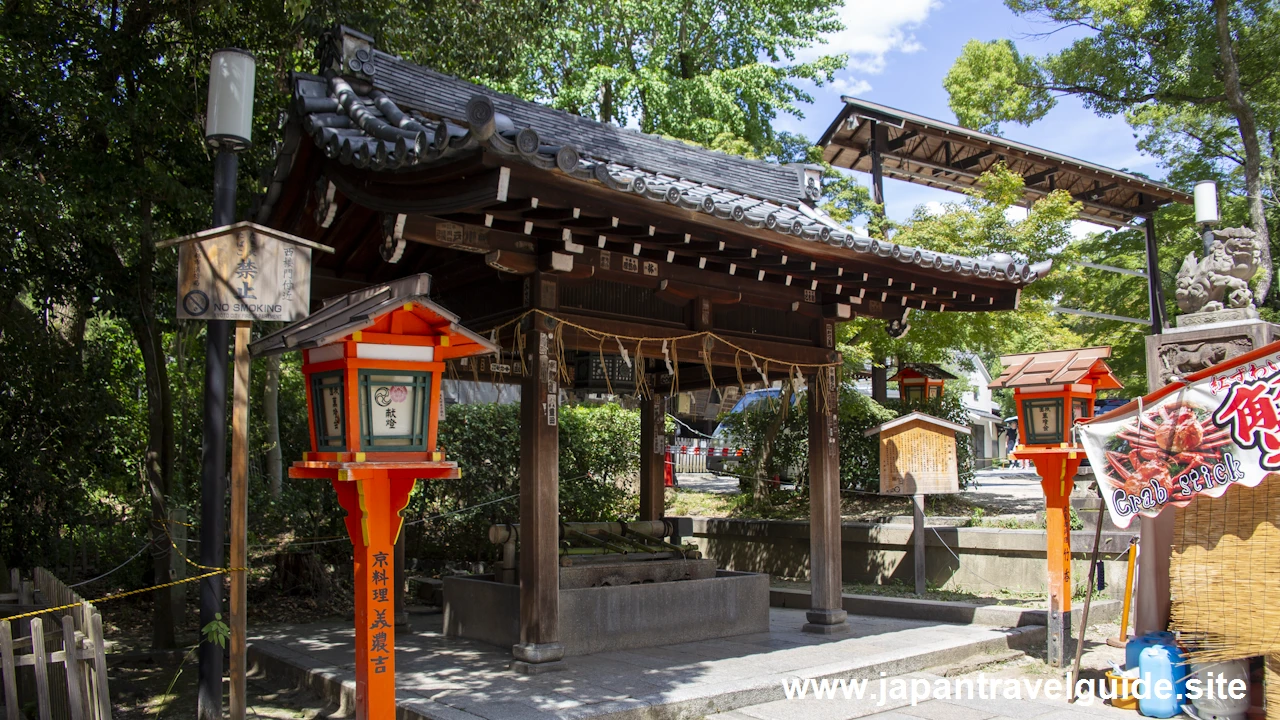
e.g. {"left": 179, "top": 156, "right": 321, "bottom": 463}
{"left": 1174, "top": 226, "right": 1263, "bottom": 313}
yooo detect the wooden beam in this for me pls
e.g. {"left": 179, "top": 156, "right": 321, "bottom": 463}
{"left": 953, "top": 149, "right": 994, "bottom": 170}
{"left": 1023, "top": 167, "right": 1059, "bottom": 186}
{"left": 886, "top": 130, "right": 920, "bottom": 152}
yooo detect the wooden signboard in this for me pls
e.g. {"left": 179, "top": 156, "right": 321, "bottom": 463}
{"left": 865, "top": 412, "right": 969, "bottom": 495}
{"left": 159, "top": 221, "right": 331, "bottom": 322}
{"left": 865, "top": 412, "right": 970, "bottom": 596}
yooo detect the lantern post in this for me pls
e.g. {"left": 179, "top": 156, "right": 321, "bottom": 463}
{"left": 989, "top": 347, "right": 1122, "bottom": 667}
{"left": 250, "top": 274, "right": 497, "bottom": 720}
{"left": 195, "top": 48, "right": 258, "bottom": 720}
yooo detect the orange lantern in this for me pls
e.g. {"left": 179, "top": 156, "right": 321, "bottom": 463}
{"left": 251, "top": 274, "right": 496, "bottom": 720}
{"left": 888, "top": 363, "right": 957, "bottom": 404}
{"left": 989, "top": 346, "right": 1122, "bottom": 668}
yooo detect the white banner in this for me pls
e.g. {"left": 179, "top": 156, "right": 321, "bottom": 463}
{"left": 1079, "top": 340, "right": 1280, "bottom": 528}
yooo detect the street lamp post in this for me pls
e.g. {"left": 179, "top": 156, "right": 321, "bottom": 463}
{"left": 199, "top": 47, "right": 255, "bottom": 720}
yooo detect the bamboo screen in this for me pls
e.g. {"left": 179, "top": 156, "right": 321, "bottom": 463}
{"left": 1171, "top": 475, "right": 1280, "bottom": 717}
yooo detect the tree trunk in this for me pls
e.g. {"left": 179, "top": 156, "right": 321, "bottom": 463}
{"left": 753, "top": 380, "right": 793, "bottom": 503}
{"left": 129, "top": 194, "right": 177, "bottom": 650}
{"left": 1214, "top": 0, "right": 1273, "bottom": 303}
{"left": 264, "top": 353, "right": 283, "bottom": 498}
{"left": 871, "top": 363, "right": 888, "bottom": 404}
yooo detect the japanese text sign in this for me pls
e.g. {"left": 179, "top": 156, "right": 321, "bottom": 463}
{"left": 159, "top": 222, "right": 332, "bottom": 322}
{"left": 1079, "top": 339, "right": 1280, "bottom": 528}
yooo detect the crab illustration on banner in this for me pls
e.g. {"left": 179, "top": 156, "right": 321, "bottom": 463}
{"left": 1078, "top": 338, "right": 1280, "bottom": 528}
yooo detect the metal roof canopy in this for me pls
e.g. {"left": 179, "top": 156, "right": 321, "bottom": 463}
{"left": 819, "top": 97, "right": 1192, "bottom": 229}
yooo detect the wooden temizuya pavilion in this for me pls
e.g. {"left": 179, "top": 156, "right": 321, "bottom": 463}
{"left": 254, "top": 26, "right": 1053, "bottom": 672}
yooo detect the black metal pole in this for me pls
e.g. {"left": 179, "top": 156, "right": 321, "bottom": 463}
{"left": 1144, "top": 215, "right": 1166, "bottom": 334}
{"left": 198, "top": 149, "right": 237, "bottom": 720}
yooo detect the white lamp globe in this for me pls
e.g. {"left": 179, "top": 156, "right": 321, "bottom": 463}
{"left": 1193, "top": 180, "right": 1219, "bottom": 225}
{"left": 205, "top": 48, "right": 256, "bottom": 151}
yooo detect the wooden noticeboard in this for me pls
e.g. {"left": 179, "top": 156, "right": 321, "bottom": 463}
{"left": 158, "top": 221, "right": 332, "bottom": 322}
{"left": 865, "top": 412, "right": 970, "bottom": 495}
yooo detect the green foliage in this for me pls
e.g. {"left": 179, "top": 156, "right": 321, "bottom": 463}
{"left": 943, "top": 0, "right": 1280, "bottom": 317}
{"left": 718, "top": 391, "right": 808, "bottom": 488}
{"left": 838, "top": 390, "right": 897, "bottom": 492}
{"left": 944, "top": 39, "right": 1053, "bottom": 135}
{"left": 843, "top": 163, "right": 1085, "bottom": 366}
{"left": 0, "top": 0, "right": 862, "bottom": 625}
{"left": 201, "top": 612, "right": 231, "bottom": 649}
{"left": 504, "top": 0, "right": 848, "bottom": 156}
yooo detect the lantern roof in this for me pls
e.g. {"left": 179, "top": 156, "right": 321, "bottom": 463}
{"left": 888, "top": 363, "right": 959, "bottom": 382}
{"left": 864, "top": 411, "right": 972, "bottom": 437}
{"left": 988, "top": 346, "right": 1122, "bottom": 391}
{"left": 249, "top": 273, "right": 498, "bottom": 358}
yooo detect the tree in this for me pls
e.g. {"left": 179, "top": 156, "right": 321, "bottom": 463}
{"left": 943, "top": 1, "right": 1280, "bottom": 304}
{"left": 504, "top": 0, "right": 847, "bottom": 156}
{"left": 843, "top": 164, "right": 1085, "bottom": 368}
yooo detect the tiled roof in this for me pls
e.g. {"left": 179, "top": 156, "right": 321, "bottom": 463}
{"left": 989, "top": 347, "right": 1121, "bottom": 390}
{"left": 889, "top": 363, "right": 960, "bottom": 381}
{"left": 249, "top": 274, "right": 499, "bottom": 357}
{"left": 280, "top": 27, "right": 1050, "bottom": 289}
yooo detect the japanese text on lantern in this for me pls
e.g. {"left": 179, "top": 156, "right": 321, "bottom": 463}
{"left": 370, "top": 551, "right": 391, "bottom": 673}
{"left": 1212, "top": 372, "right": 1280, "bottom": 469}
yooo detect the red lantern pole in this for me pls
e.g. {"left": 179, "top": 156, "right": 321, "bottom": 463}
{"left": 1016, "top": 447, "right": 1085, "bottom": 668}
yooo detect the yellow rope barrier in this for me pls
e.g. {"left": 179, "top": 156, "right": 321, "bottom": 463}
{"left": 0, "top": 569, "right": 238, "bottom": 624}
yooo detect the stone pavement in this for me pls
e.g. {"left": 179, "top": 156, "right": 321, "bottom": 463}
{"left": 249, "top": 607, "right": 1042, "bottom": 720}
{"left": 708, "top": 668, "right": 1141, "bottom": 720}
{"left": 674, "top": 471, "right": 741, "bottom": 494}
{"left": 968, "top": 470, "right": 1046, "bottom": 514}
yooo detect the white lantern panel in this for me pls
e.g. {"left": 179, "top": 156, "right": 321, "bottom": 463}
{"left": 359, "top": 371, "right": 430, "bottom": 450}
{"left": 311, "top": 372, "right": 346, "bottom": 450}
{"left": 1023, "top": 397, "right": 1064, "bottom": 445}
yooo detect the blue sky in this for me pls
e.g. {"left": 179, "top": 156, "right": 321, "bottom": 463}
{"left": 781, "top": 0, "right": 1167, "bottom": 228}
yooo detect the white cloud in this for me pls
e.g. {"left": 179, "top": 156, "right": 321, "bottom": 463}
{"left": 830, "top": 76, "right": 872, "bottom": 95}
{"left": 798, "top": 0, "right": 940, "bottom": 96}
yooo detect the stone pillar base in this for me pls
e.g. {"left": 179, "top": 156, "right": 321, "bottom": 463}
{"left": 803, "top": 608, "right": 848, "bottom": 634}
{"left": 511, "top": 642, "right": 565, "bottom": 674}
{"left": 511, "top": 659, "right": 566, "bottom": 675}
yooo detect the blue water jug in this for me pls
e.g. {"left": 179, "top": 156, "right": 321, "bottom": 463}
{"left": 1126, "top": 631, "right": 1176, "bottom": 670}
{"left": 1138, "top": 643, "right": 1187, "bottom": 718}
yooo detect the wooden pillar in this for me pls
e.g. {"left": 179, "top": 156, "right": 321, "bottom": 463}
{"left": 804, "top": 368, "right": 847, "bottom": 633}
{"left": 640, "top": 392, "right": 666, "bottom": 521}
{"left": 229, "top": 320, "right": 251, "bottom": 720}
{"left": 912, "top": 494, "right": 926, "bottom": 596}
{"left": 868, "top": 120, "right": 886, "bottom": 208}
{"left": 1143, "top": 216, "right": 1166, "bottom": 334}
{"left": 513, "top": 302, "right": 564, "bottom": 673}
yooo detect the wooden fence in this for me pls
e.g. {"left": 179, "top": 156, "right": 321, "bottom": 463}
{"left": 0, "top": 568, "right": 111, "bottom": 720}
